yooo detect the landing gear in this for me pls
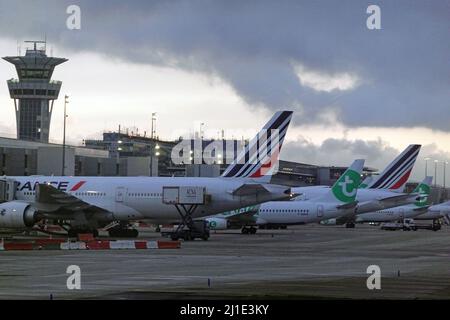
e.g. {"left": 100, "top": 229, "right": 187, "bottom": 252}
{"left": 167, "top": 205, "right": 210, "bottom": 241}
{"left": 432, "top": 219, "right": 442, "bottom": 231}
{"left": 241, "top": 226, "right": 257, "bottom": 234}
{"left": 67, "top": 228, "right": 99, "bottom": 238}
{"left": 107, "top": 223, "right": 139, "bottom": 238}
{"left": 345, "top": 222, "right": 355, "bottom": 228}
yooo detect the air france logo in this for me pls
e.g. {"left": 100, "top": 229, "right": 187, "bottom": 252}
{"left": 16, "top": 181, "right": 86, "bottom": 192}
{"left": 333, "top": 170, "right": 360, "bottom": 203}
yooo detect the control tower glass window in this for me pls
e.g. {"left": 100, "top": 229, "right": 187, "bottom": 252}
{"left": 19, "top": 69, "right": 50, "bottom": 80}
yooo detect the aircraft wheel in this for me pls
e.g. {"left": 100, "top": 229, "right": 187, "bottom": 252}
{"left": 241, "top": 228, "right": 249, "bottom": 234}
{"left": 345, "top": 223, "right": 355, "bottom": 228}
{"left": 68, "top": 229, "right": 77, "bottom": 238}
{"left": 130, "top": 229, "right": 139, "bottom": 238}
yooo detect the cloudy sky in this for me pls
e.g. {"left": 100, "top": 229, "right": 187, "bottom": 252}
{"left": 0, "top": 0, "right": 449, "bottom": 182}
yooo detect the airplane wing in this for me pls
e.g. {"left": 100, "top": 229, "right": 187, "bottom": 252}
{"left": 34, "top": 183, "right": 108, "bottom": 213}
{"left": 358, "top": 194, "right": 419, "bottom": 213}
{"left": 230, "top": 183, "right": 270, "bottom": 196}
{"left": 412, "top": 205, "right": 430, "bottom": 212}
{"left": 221, "top": 205, "right": 260, "bottom": 222}
{"left": 336, "top": 201, "right": 358, "bottom": 210}
{"left": 227, "top": 211, "right": 259, "bottom": 224}
{"left": 378, "top": 193, "right": 418, "bottom": 207}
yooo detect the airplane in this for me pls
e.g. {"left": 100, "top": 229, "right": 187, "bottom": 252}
{"left": 292, "top": 144, "right": 422, "bottom": 227}
{"left": 205, "top": 159, "right": 365, "bottom": 234}
{"left": 354, "top": 176, "right": 432, "bottom": 223}
{"left": 0, "top": 111, "right": 294, "bottom": 238}
{"left": 415, "top": 201, "right": 450, "bottom": 223}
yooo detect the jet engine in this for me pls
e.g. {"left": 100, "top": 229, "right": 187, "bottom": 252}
{"left": 205, "top": 217, "right": 228, "bottom": 230}
{"left": 0, "top": 201, "right": 38, "bottom": 228}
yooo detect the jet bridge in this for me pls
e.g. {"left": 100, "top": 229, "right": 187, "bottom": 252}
{"left": 0, "top": 178, "right": 17, "bottom": 203}
{"left": 162, "top": 186, "right": 211, "bottom": 241}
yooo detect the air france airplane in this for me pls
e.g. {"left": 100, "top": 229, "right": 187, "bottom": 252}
{"left": 206, "top": 159, "right": 364, "bottom": 234}
{"left": 292, "top": 144, "right": 422, "bottom": 227}
{"left": 0, "top": 111, "right": 294, "bottom": 237}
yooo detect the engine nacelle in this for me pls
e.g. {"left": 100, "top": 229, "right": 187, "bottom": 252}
{"left": 205, "top": 217, "right": 229, "bottom": 230}
{"left": 0, "top": 201, "right": 37, "bottom": 228}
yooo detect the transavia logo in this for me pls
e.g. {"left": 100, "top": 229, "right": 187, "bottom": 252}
{"left": 209, "top": 221, "right": 217, "bottom": 228}
{"left": 333, "top": 170, "right": 360, "bottom": 203}
{"left": 416, "top": 184, "right": 431, "bottom": 207}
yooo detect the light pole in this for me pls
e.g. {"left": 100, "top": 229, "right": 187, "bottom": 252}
{"left": 424, "top": 157, "right": 430, "bottom": 178}
{"left": 434, "top": 160, "right": 438, "bottom": 187}
{"left": 62, "top": 95, "right": 69, "bottom": 176}
{"left": 200, "top": 123, "right": 205, "bottom": 139}
{"left": 150, "top": 144, "right": 160, "bottom": 176}
{"left": 151, "top": 113, "right": 157, "bottom": 139}
{"left": 444, "top": 160, "right": 448, "bottom": 189}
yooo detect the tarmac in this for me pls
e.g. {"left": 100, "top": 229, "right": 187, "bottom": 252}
{"left": 0, "top": 223, "right": 449, "bottom": 299}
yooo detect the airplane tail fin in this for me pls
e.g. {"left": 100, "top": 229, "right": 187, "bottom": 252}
{"left": 359, "top": 176, "right": 373, "bottom": 189}
{"left": 367, "top": 144, "right": 421, "bottom": 191}
{"left": 221, "top": 110, "right": 293, "bottom": 183}
{"left": 313, "top": 159, "right": 365, "bottom": 204}
{"left": 413, "top": 176, "right": 432, "bottom": 207}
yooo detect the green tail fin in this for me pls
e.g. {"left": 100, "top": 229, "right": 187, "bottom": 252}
{"left": 414, "top": 176, "right": 432, "bottom": 207}
{"left": 312, "top": 159, "right": 365, "bottom": 204}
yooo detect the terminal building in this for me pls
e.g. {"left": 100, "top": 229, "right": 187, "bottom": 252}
{"left": 85, "top": 130, "right": 377, "bottom": 186}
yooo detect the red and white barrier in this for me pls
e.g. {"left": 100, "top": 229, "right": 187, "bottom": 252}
{"left": 0, "top": 239, "right": 181, "bottom": 251}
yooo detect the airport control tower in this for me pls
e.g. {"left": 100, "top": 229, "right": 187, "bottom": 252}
{"left": 3, "top": 41, "right": 68, "bottom": 142}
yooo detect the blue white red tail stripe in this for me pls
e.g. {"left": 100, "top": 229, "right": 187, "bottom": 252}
{"left": 368, "top": 144, "right": 421, "bottom": 190}
{"left": 221, "top": 111, "right": 293, "bottom": 179}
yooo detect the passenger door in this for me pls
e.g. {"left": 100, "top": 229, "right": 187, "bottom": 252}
{"left": 317, "top": 205, "right": 324, "bottom": 218}
{"left": 115, "top": 187, "right": 126, "bottom": 203}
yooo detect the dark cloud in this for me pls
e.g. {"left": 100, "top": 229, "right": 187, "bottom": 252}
{"left": 0, "top": 0, "right": 449, "bottom": 130}
{"left": 281, "top": 137, "right": 450, "bottom": 183}
{"left": 281, "top": 136, "right": 399, "bottom": 168}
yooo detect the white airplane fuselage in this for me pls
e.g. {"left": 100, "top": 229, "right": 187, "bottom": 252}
{"left": 11, "top": 176, "right": 288, "bottom": 223}
{"left": 355, "top": 204, "right": 424, "bottom": 223}
{"left": 292, "top": 186, "right": 416, "bottom": 213}
{"left": 255, "top": 200, "right": 353, "bottom": 225}
{"left": 415, "top": 203, "right": 450, "bottom": 220}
